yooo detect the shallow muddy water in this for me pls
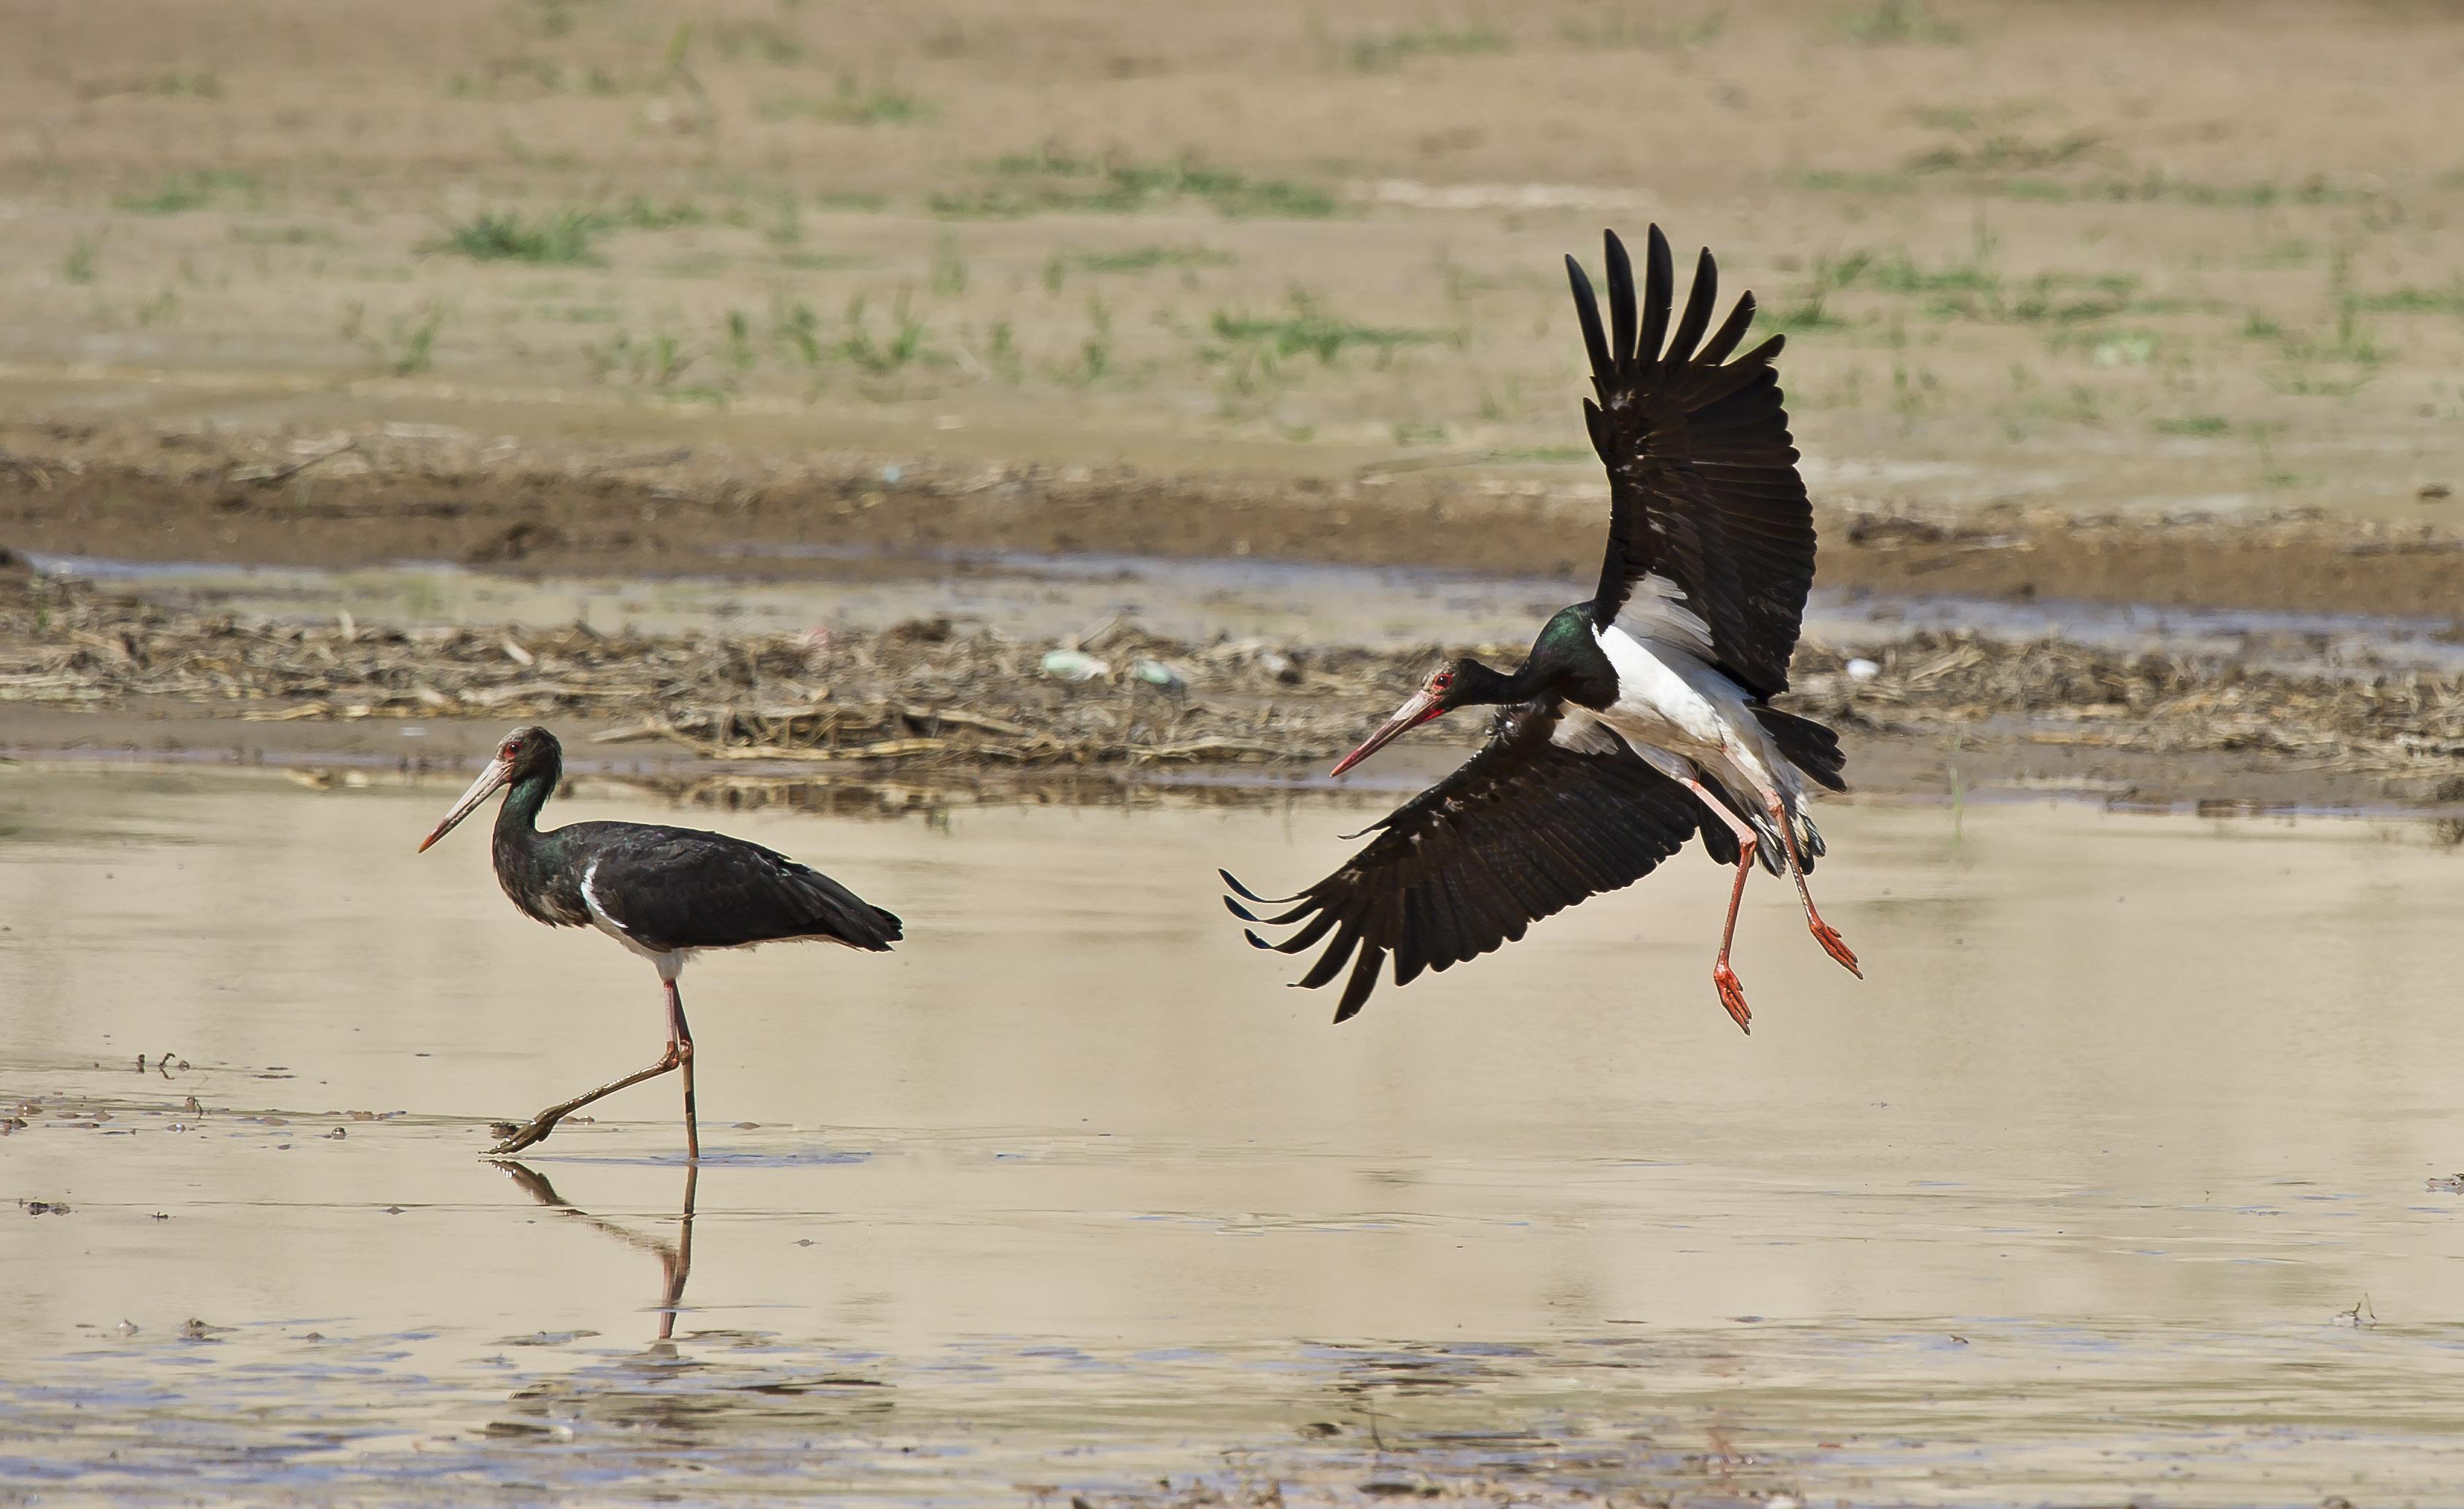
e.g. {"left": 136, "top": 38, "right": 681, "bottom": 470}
{"left": 4, "top": 768, "right": 2464, "bottom": 1504}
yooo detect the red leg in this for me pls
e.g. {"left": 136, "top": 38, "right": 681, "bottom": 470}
{"left": 665, "top": 980, "right": 699, "bottom": 1163}
{"left": 1684, "top": 777, "right": 1760, "bottom": 1035}
{"left": 1769, "top": 798, "right": 1860, "bottom": 978}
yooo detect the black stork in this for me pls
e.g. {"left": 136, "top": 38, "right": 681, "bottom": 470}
{"left": 1224, "top": 225, "right": 1858, "bottom": 1034}
{"left": 417, "top": 726, "right": 901, "bottom": 1158}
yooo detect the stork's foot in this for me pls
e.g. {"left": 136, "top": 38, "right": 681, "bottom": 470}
{"left": 1712, "top": 961, "right": 1753, "bottom": 1035}
{"left": 486, "top": 1109, "right": 565, "bottom": 1157}
{"left": 1810, "top": 920, "right": 1862, "bottom": 978}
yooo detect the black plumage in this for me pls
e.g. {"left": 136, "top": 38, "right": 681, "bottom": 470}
{"left": 1229, "top": 226, "right": 1860, "bottom": 1033}
{"left": 1568, "top": 225, "right": 1815, "bottom": 700}
{"left": 1224, "top": 702, "right": 1701, "bottom": 1023}
{"left": 511, "top": 822, "right": 901, "bottom": 955}
{"left": 419, "top": 725, "right": 898, "bottom": 1157}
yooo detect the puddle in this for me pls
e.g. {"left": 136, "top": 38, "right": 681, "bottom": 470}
{"left": 4, "top": 769, "right": 2464, "bottom": 1501}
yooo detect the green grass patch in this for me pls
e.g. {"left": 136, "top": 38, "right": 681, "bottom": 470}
{"left": 941, "top": 152, "right": 1338, "bottom": 220}
{"left": 1342, "top": 23, "right": 1511, "bottom": 71}
{"left": 61, "top": 236, "right": 101, "bottom": 285}
{"left": 2048, "top": 327, "right": 2162, "bottom": 365}
{"left": 147, "top": 71, "right": 223, "bottom": 99}
{"left": 588, "top": 330, "right": 697, "bottom": 388}
{"left": 115, "top": 169, "right": 257, "bottom": 214}
{"left": 761, "top": 78, "right": 933, "bottom": 126}
{"left": 428, "top": 208, "right": 604, "bottom": 265}
{"left": 2152, "top": 414, "right": 2231, "bottom": 438}
{"left": 1771, "top": 252, "right": 1870, "bottom": 333}
{"left": 1206, "top": 294, "right": 1447, "bottom": 363}
{"left": 2347, "top": 282, "right": 2464, "bottom": 315}
{"left": 1488, "top": 444, "right": 1592, "bottom": 464}
{"left": 1838, "top": 0, "right": 1962, "bottom": 44}
{"left": 1787, "top": 169, "right": 1919, "bottom": 196}
{"left": 1787, "top": 245, "right": 2137, "bottom": 327}
{"left": 815, "top": 190, "right": 890, "bottom": 212}
{"left": 777, "top": 249, "right": 866, "bottom": 271}
{"left": 1995, "top": 173, "right": 2356, "bottom": 207}
{"left": 1063, "top": 245, "right": 1235, "bottom": 275}
{"left": 1558, "top": 7, "right": 1726, "bottom": 50}
{"left": 1908, "top": 131, "right": 2104, "bottom": 174}
{"left": 607, "top": 197, "right": 705, "bottom": 230}
{"left": 1790, "top": 167, "right": 2358, "bottom": 208}
{"left": 2263, "top": 369, "right": 2369, "bottom": 398}
{"left": 834, "top": 290, "right": 945, "bottom": 374}
{"left": 930, "top": 233, "right": 967, "bottom": 297}
{"left": 389, "top": 305, "right": 446, "bottom": 376}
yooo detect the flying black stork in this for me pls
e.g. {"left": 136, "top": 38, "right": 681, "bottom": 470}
{"left": 1224, "top": 225, "right": 1858, "bottom": 1034}
{"left": 418, "top": 726, "right": 901, "bottom": 1158}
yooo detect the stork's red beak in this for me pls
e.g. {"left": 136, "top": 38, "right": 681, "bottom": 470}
{"left": 1331, "top": 688, "right": 1446, "bottom": 777}
{"left": 418, "top": 757, "right": 513, "bottom": 853}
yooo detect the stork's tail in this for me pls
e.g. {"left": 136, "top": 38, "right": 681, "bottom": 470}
{"left": 1752, "top": 705, "right": 1848, "bottom": 792}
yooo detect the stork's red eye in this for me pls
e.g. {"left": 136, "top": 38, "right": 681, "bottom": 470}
{"left": 1431, "top": 671, "right": 1453, "bottom": 692}
{"left": 501, "top": 740, "right": 521, "bottom": 759}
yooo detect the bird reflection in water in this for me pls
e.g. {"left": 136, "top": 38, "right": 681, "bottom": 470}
{"left": 494, "top": 1160, "right": 697, "bottom": 1343}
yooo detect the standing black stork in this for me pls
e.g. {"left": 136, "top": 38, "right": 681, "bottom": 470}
{"left": 1224, "top": 226, "right": 1858, "bottom": 1034}
{"left": 417, "top": 726, "right": 901, "bottom": 1158}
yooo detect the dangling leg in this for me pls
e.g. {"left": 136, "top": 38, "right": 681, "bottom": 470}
{"left": 665, "top": 977, "right": 699, "bottom": 1162}
{"left": 488, "top": 963, "right": 698, "bottom": 1159}
{"left": 1769, "top": 796, "right": 1860, "bottom": 977}
{"left": 488, "top": 1044, "right": 680, "bottom": 1157}
{"left": 1682, "top": 777, "right": 1763, "bottom": 1035}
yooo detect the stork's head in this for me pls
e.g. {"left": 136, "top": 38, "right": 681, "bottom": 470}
{"left": 417, "top": 726, "right": 564, "bottom": 852}
{"left": 1330, "top": 659, "right": 1498, "bottom": 777}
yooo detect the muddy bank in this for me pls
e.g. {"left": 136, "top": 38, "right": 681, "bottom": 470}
{"left": 6, "top": 562, "right": 2460, "bottom": 812}
{"left": 5, "top": 420, "right": 2463, "bottom": 621}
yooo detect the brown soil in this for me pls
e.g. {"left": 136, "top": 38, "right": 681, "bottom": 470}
{"left": 4, "top": 0, "right": 2463, "bottom": 559}
{"left": 4, "top": 419, "right": 2461, "bottom": 621}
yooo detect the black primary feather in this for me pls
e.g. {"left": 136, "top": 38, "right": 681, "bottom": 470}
{"left": 1224, "top": 702, "right": 1702, "bottom": 1023}
{"left": 1565, "top": 225, "right": 1816, "bottom": 700}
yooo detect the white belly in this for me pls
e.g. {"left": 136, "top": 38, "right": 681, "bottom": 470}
{"left": 1589, "top": 624, "right": 1784, "bottom": 798}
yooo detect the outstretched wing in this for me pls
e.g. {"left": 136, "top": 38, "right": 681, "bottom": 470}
{"left": 574, "top": 824, "right": 902, "bottom": 955}
{"left": 1223, "top": 705, "right": 1702, "bottom": 1023}
{"left": 1566, "top": 225, "right": 1814, "bottom": 699}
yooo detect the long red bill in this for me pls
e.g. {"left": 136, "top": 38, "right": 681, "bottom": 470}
{"left": 418, "top": 759, "right": 511, "bottom": 853}
{"left": 1329, "top": 691, "right": 1444, "bottom": 777}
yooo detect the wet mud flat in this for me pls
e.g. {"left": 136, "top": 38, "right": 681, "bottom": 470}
{"left": 7, "top": 417, "right": 2464, "bottom": 623}
{"left": 6, "top": 770, "right": 2464, "bottom": 1502}
{"left": 6, "top": 554, "right": 2464, "bottom": 812}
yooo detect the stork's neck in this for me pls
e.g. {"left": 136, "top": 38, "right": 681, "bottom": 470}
{"left": 489, "top": 761, "right": 562, "bottom": 906}
{"left": 1415, "top": 606, "right": 1617, "bottom": 717}
{"left": 494, "top": 767, "right": 555, "bottom": 840}
{"left": 1458, "top": 656, "right": 1556, "bottom": 707}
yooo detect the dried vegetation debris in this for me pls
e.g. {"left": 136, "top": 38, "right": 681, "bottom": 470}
{"left": 1791, "top": 631, "right": 2464, "bottom": 774}
{"left": 3, "top": 568, "right": 2461, "bottom": 784}
{"left": 0, "top": 570, "right": 1408, "bottom": 767}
